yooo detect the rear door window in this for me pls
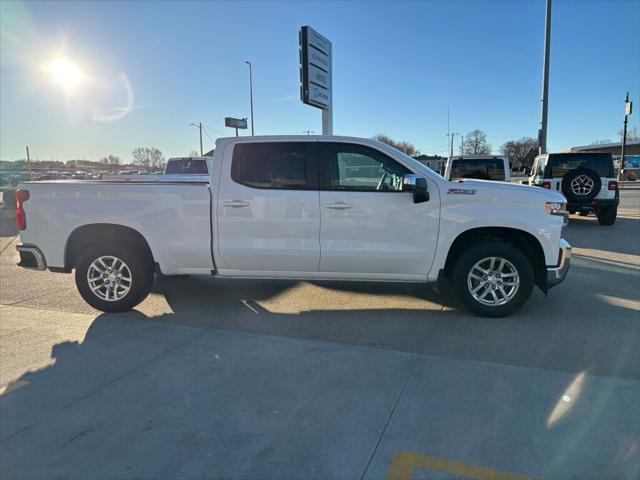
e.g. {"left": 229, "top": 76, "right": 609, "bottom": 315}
{"left": 547, "top": 154, "right": 613, "bottom": 177}
{"left": 231, "top": 142, "right": 316, "bottom": 189}
{"left": 450, "top": 159, "right": 505, "bottom": 180}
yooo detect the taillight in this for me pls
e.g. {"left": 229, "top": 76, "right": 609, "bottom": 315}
{"left": 608, "top": 180, "right": 618, "bottom": 190}
{"left": 15, "top": 189, "right": 29, "bottom": 230}
{"left": 541, "top": 181, "right": 551, "bottom": 189}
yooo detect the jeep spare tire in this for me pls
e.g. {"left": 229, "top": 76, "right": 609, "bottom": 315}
{"left": 561, "top": 168, "right": 601, "bottom": 202}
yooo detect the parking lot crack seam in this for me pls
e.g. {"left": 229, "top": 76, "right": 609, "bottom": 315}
{"left": 4, "top": 286, "right": 78, "bottom": 307}
{"left": 0, "top": 329, "right": 208, "bottom": 445}
{"left": 0, "top": 236, "right": 18, "bottom": 256}
{"left": 359, "top": 342, "right": 427, "bottom": 480}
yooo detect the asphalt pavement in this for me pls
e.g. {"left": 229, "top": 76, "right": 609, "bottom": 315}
{"left": 0, "top": 188, "right": 638, "bottom": 480}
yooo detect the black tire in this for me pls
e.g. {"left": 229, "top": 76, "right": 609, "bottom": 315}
{"left": 451, "top": 242, "right": 534, "bottom": 318}
{"left": 596, "top": 206, "right": 617, "bottom": 226}
{"left": 75, "top": 242, "right": 154, "bottom": 312}
{"left": 561, "top": 168, "right": 601, "bottom": 203}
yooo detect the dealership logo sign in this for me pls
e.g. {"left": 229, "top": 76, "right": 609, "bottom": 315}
{"left": 299, "top": 26, "right": 332, "bottom": 109}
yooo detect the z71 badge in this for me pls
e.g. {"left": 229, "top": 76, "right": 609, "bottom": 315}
{"left": 447, "top": 188, "right": 477, "bottom": 195}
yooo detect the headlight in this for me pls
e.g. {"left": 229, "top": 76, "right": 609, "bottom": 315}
{"left": 546, "top": 201, "right": 569, "bottom": 224}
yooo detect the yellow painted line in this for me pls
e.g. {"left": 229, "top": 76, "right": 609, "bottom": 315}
{"left": 0, "top": 379, "right": 29, "bottom": 395}
{"left": 386, "top": 451, "right": 536, "bottom": 480}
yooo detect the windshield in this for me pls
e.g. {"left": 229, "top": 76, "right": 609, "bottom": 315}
{"left": 377, "top": 142, "right": 446, "bottom": 180}
{"left": 450, "top": 158, "right": 505, "bottom": 180}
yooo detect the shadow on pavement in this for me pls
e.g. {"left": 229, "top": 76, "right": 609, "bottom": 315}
{"left": 1, "top": 285, "right": 638, "bottom": 478}
{"left": 0, "top": 209, "right": 18, "bottom": 238}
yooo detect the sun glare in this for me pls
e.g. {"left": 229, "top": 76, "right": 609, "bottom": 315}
{"left": 47, "top": 57, "right": 84, "bottom": 90}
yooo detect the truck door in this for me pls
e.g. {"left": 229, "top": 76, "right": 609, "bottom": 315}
{"left": 317, "top": 141, "right": 439, "bottom": 276}
{"left": 216, "top": 141, "right": 320, "bottom": 272}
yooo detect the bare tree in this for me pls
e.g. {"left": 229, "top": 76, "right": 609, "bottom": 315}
{"left": 132, "top": 147, "right": 165, "bottom": 171}
{"left": 619, "top": 126, "right": 639, "bottom": 142}
{"left": 188, "top": 150, "right": 199, "bottom": 157}
{"left": 99, "top": 155, "right": 122, "bottom": 166}
{"left": 372, "top": 134, "right": 420, "bottom": 156}
{"left": 500, "top": 137, "right": 538, "bottom": 169}
{"left": 462, "top": 130, "right": 492, "bottom": 155}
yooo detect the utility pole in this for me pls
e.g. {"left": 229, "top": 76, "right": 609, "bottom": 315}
{"left": 619, "top": 92, "right": 633, "bottom": 181}
{"left": 190, "top": 123, "right": 203, "bottom": 156}
{"left": 538, "top": 0, "right": 552, "bottom": 155}
{"left": 26, "top": 146, "right": 32, "bottom": 180}
{"left": 245, "top": 61, "right": 254, "bottom": 135}
{"left": 449, "top": 133, "right": 459, "bottom": 157}
{"left": 303, "top": 130, "right": 314, "bottom": 136}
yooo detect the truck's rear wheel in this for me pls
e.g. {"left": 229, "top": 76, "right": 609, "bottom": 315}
{"left": 75, "top": 243, "right": 154, "bottom": 312}
{"left": 596, "top": 206, "right": 617, "bottom": 225}
{"left": 451, "top": 242, "right": 534, "bottom": 318}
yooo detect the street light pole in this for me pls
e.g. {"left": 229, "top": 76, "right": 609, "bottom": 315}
{"left": 245, "top": 61, "right": 254, "bottom": 136}
{"left": 620, "top": 92, "right": 633, "bottom": 181}
{"left": 538, "top": 0, "right": 552, "bottom": 155}
{"left": 190, "top": 123, "right": 203, "bottom": 156}
{"left": 26, "top": 146, "right": 32, "bottom": 180}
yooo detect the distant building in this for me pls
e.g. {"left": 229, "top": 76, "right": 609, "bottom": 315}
{"left": 569, "top": 140, "right": 639, "bottom": 169}
{"left": 569, "top": 140, "right": 639, "bottom": 156}
{"left": 413, "top": 154, "right": 446, "bottom": 174}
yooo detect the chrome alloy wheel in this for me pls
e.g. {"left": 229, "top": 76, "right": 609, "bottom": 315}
{"left": 467, "top": 257, "right": 520, "bottom": 306}
{"left": 570, "top": 174, "right": 595, "bottom": 196}
{"left": 87, "top": 256, "right": 133, "bottom": 302}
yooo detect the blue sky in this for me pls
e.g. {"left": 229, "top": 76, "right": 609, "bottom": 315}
{"left": 1, "top": 0, "right": 638, "bottom": 162}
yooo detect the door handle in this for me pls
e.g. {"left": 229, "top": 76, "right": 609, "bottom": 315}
{"left": 324, "top": 202, "right": 352, "bottom": 210}
{"left": 223, "top": 200, "right": 250, "bottom": 208}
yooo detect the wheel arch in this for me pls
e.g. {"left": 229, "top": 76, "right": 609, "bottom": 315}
{"left": 64, "top": 223, "right": 154, "bottom": 271}
{"left": 442, "top": 227, "right": 547, "bottom": 292}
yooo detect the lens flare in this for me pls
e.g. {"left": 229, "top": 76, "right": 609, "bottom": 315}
{"left": 47, "top": 57, "right": 83, "bottom": 90}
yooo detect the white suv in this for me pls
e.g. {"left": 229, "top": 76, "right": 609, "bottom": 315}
{"left": 527, "top": 152, "right": 619, "bottom": 225}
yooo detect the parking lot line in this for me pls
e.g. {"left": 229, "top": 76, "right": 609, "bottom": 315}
{"left": 385, "top": 451, "right": 536, "bottom": 480}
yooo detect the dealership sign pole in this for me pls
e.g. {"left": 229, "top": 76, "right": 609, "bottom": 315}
{"left": 299, "top": 26, "right": 332, "bottom": 135}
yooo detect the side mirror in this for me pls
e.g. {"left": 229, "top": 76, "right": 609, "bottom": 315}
{"left": 403, "top": 175, "right": 429, "bottom": 203}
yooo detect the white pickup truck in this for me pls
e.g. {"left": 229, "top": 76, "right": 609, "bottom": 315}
{"left": 15, "top": 136, "right": 571, "bottom": 317}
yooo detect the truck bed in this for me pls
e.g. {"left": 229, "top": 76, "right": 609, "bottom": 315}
{"left": 18, "top": 181, "right": 214, "bottom": 275}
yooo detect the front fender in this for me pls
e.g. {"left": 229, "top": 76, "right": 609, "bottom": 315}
{"left": 428, "top": 200, "right": 563, "bottom": 279}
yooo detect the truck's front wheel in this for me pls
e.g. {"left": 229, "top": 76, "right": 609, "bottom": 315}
{"left": 451, "top": 242, "right": 534, "bottom": 318}
{"left": 75, "top": 243, "right": 154, "bottom": 313}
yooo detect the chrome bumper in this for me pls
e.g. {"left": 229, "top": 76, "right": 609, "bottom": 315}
{"left": 16, "top": 245, "right": 47, "bottom": 271}
{"left": 546, "top": 239, "right": 571, "bottom": 288}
